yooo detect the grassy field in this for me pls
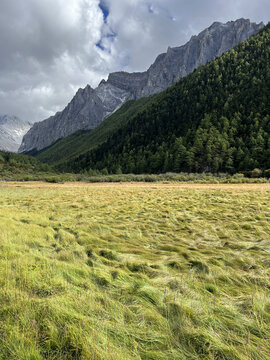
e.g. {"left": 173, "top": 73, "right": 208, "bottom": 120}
{"left": 0, "top": 182, "right": 269, "bottom": 359}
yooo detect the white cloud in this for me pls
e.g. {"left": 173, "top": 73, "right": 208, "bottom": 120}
{"left": 0, "top": 0, "right": 268, "bottom": 122}
{"left": 0, "top": 0, "right": 107, "bottom": 122}
{"left": 101, "top": 0, "right": 268, "bottom": 72}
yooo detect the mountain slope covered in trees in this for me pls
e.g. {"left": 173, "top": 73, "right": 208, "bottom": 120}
{"left": 59, "top": 24, "right": 270, "bottom": 175}
{"left": 0, "top": 150, "right": 51, "bottom": 177}
{"left": 32, "top": 97, "right": 152, "bottom": 166}
{"left": 20, "top": 19, "right": 263, "bottom": 153}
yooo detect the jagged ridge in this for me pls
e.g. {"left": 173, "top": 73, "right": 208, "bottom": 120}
{"left": 19, "top": 18, "right": 264, "bottom": 153}
{"left": 0, "top": 115, "right": 32, "bottom": 152}
{"left": 64, "top": 22, "right": 270, "bottom": 174}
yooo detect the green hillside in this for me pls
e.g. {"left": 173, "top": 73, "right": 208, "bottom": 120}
{"left": 33, "top": 97, "right": 152, "bottom": 166}
{"left": 59, "top": 24, "right": 270, "bottom": 174}
{"left": 0, "top": 150, "right": 51, "bottom": 178}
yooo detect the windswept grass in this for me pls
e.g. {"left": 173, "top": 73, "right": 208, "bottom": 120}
{"left": 0, "top": 183, "right": 269, "bottom": 359}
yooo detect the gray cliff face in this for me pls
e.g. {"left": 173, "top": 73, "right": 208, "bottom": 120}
{"left": 19, "top": 18, "right": 264, "bottom": 152}
{"left": 21, "top": 84, "right": 130, "bottom": 152}
{"left": 0, "top": 115, "right": 32, "bottom": 152}
{"left": 139, "top": 18, "right": 264, "bottom": 97}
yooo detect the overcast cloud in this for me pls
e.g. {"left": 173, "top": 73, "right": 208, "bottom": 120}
{"left": 0, "top": 0, "right": 268, "bottom": 122}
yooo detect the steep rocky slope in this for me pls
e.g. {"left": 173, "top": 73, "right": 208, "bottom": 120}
{"left": 64, "top": 22, "right": 270, "bottom": 174}
{"left": 19, "top": 18, "right": 264, "bottom": 153}
{"left": 0, "top": 115, "right": 32, "bottom": 152}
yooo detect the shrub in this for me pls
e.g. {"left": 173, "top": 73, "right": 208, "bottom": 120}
{"left": 263, "top": 169, "right": 270, "bottom": 178}
{"left": 248, "top": 168, "right": 263, "bottom": 178}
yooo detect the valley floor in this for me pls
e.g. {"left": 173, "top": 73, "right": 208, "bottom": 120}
{"left": 0, "top": 182, "right": 269, "bottom": 359}
{"left": 3, "top": 181, "right": 270, "bottom": 190}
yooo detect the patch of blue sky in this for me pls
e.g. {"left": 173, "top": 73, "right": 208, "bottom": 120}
{"left": 96, "top": 31, "right": 117, "bottom": 53}
{"left": 99, "top": 1, "right": 109, "bottom": 21}
{"left": 147, "top": 3, "right": 177, "bottom": 21}
{"left": 96, "top": 41, "right": 105, "bottom": 51}
{"left": 148, "top": 4, "right": 154, "bottom": 14}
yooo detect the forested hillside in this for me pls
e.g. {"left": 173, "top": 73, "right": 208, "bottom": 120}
{"left": 60, "top": 24, "right": 270, "bottom": 174}
{"left": 33, "top": 97, "right": 152, "bottom": 166}
{"left": 0, "top": 151, "right": 52, "bottom": 179}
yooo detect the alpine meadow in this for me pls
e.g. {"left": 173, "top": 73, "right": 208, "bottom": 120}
{"left": 0, "top": 3, "right": 270, "bottom": 360}
{"left": 0, "top": 182, "right": 269, "bottom": 359}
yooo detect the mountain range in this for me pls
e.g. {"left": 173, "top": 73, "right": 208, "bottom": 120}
{"left": 0, "top": 115, "right": 32, "bottom": 153}
{"left": 19, "top": 18, "right": 264, "bottom": 153}
{"left": 28, "top": 20, "right": 270, "bottom": 177}
{"left": 59, "top": 21, "right": 270, "bottom": 174}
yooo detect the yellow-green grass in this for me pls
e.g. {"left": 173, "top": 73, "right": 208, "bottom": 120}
{"left": 0, "top": 182, "right": 269, "bottom": 360}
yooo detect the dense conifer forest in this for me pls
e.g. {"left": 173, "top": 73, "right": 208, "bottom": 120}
{"left": 0, "top": 151, "right": 50, "bottom": 175}
{"left": 56, "top": 24, "right": 270, "bottom": 175}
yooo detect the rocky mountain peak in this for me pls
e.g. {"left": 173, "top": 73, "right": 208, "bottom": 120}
{"left": 0, "top": 115, "right": 32, "bottom": 152}
{"left": 19, "top": 19, "right": 264, "bottom": 153}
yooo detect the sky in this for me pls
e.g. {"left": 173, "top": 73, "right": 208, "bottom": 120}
{"left": 0, "top": 0, "right": 268, "bottom": 123}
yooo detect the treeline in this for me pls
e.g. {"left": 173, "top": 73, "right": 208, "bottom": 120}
{"left": 59, "top": 23, "right": 270, "bottom": 175}
{"left": 0, "top": 150, "right": 52, "bottom": 177}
